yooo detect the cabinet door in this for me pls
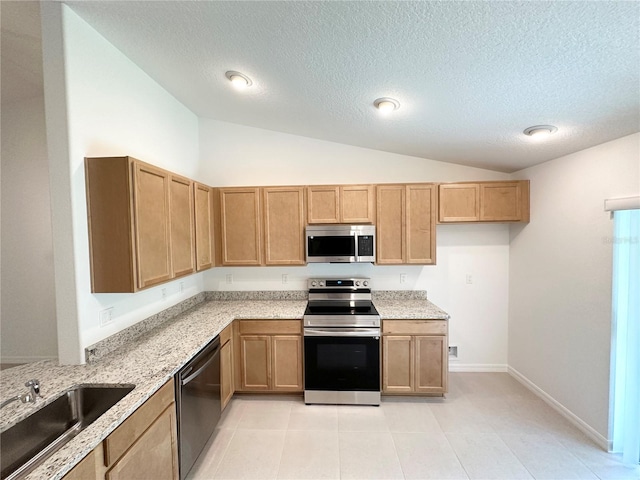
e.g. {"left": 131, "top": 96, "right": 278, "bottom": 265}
{"left": 133, "top": 162, "right": 172, "bottom": 289}
{"left": 414, "top": 336, "right": 447, "bottom": 393}
{"left": 272, "top": 335, "right": 303, "bottom": 391}
{"left": 406, "top": 184, "right": 436, "bottom": 264}
{"left": 62, "top": 448, "right": 98, "bottom": 480}
{"left": 240, "top": 335, "right": 271, "bottom": 390}
{"left": 479, "top": 182, "right": 522, "bottom": 221}
{"left": 382, "top": 336, "right": 414, "bottom": 393}
{"left": 194, "top": 183, "right": 214, "bottom": 270}
{"left": 438, "top": 184, "right": 480, "bottom": 222}
{"left": 221, "top": 340, "right": 234, "bottom": 410}
{"left": 263, "top": 187, "right": 306, "bottom": 265}
{"left": 307, "top": 186, "right": 340, "bottom": 223}
{"left": 106, "top": 406, "right": 178, "bottom": 480}
{"left": 220, "top": 188, "right": 262, "bottom": 265}
{"left": 169, "top": 175, "right": 195, "bottom": 278}
{"left": 376, "top": 185, "right": 405, "bottom": 264}
{"left": 341, "top": 185, "right": 375, "bottom": 223}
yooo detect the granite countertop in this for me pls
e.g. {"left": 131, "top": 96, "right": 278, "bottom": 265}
{"left": 0, "top": 293, "right": 447, "bottom": 480}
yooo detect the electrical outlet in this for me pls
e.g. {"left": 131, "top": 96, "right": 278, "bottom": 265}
{"left": 400, "top": 273, "right": 407, "bottom": 284}
{"left": 179, "top": 282, "right": 184, "bottom": 293}
{"left": 226, "top": 274, "right": 233, "bottom": 284}
{"left": 282, "top": 274, "right": 288, "bottom": 284}
{"left": 161, "top": 288, "right": 167, "bottom": 300}
{"left": 449, "top": 345, "right": 458, "bottom": 358}
{"left": 99, "top": 308, "right": 114, "bottom": 327}
{"left": 466, "top": 274, "right": 473, "bottom": 284}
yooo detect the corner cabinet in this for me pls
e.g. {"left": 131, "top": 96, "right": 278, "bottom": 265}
{"left": 376, "top": 184, "right": 437, "bottom": 265}
{"left": 307, "top": 185, "right": 375, "bottom": 224}
{"left": 103, "top": 380, "right": 178, "bottom": 480}
{"left": 438, "top": 180, "right": 530, "bottom": 223}
{"left": 234, "top": 320, "right": 303, "bottom": 392}
{"left": 85, "top": 157, "right": 213, "bottom": 293}
{"left": 63, "top": 379, "right": 178, "bottom": 480}
{"left": 382, "top": 320, "right": 448, "bottom": 395}
{"left": 194, "top": 183, "right": 214, "bottom": 271}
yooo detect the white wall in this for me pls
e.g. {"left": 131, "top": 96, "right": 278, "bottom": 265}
{"left": 509, "top": 133, "right": 640, "bottom": 444}
{"left": 1, "top": 96, "right": 58, "bottom": 363}
{"left": 200, "top": 119, "right": 511, "bottom": 370}
{"left": 40, "top": 3, "right": 203, "bottom": 364}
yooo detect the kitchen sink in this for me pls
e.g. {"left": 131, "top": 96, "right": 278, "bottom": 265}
{"left": 1, "top": 384, "right": 135, "bottom": 480}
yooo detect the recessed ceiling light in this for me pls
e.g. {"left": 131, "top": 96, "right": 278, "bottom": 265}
{"left": 374, "top": 97, "right": 400, "bottom": 114}
{"left": 523, "top": 125, "right": 558, "bottom": 138}
{"left": 225, "top": 71, "right": 253, "bottom": 90}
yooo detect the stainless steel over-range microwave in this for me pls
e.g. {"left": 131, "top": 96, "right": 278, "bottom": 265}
{"left": 305, "top": 225, "right": 375, "bottom": 263}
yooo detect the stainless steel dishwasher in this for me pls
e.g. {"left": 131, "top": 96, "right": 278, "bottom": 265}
{"left": 175, "top": 336, "right": 221, "bottom": 480}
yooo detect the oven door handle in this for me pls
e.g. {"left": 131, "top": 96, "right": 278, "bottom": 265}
{"left": 304, "top": 328, "right": 380, "bottom": 338}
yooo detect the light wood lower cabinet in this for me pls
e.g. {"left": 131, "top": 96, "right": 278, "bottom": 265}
{"left": 382, "top": 320, "right": 448, "bottom": 395}
{"left": 220, "top": 324, "right": 234, "bottom": 411}
{"left": 235, "top": 320, "right": 303, "bottom": 392}
{"left": 62, "top": 379, "right": 178, "bottom": 480}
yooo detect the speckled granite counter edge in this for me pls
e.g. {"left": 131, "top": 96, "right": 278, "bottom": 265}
{"left": 85, "top": 292, "right": 207, "bottom": 363}
{"left": 86, "top": 290, "right": 427, "bottom": 362}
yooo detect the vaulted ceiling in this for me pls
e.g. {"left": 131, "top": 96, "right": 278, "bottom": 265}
{"left": 3, "top": 1, "right": 640, "bottom": 172}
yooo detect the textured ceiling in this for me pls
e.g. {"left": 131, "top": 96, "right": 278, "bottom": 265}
{"left": 7, "top": 1, "right": 640, "bottom": 172}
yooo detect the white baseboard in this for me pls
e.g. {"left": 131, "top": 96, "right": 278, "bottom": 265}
{"left": 0, "top": 355, "right": 56, "bottom": 365}
{"left": 449, "top": 363, "right": 508, "bottom": 372}
{"left": 508, "top": 366, "right": 610, "bottom": 451}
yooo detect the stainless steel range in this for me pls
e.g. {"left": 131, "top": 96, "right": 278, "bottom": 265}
{"left": 303, "top": 277, "right": 381, "bottom": 406}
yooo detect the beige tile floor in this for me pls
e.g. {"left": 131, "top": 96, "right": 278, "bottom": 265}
{"left": 186, "top": 373, "right": 640, "bottom": 480}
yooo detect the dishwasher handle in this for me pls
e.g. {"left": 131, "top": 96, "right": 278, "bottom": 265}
{"left": 181, "top": 343, "right": 220, "bottom": 386}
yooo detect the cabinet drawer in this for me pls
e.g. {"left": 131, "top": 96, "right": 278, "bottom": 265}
{"left": 382, "top": 320, "right": 447, "bottom": 335}
{"left": 220, "top": 323, "right": 232, "bottom": 345}
{"left": 104, "top": 379, "right": 175, "bottom": 466}
{"left": 238, "top": 320, "right": 301, "bottom": 335}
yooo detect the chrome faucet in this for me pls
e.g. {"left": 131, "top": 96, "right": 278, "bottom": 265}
{"left": 0, "top": 379, "right": 41, "bottom": 409}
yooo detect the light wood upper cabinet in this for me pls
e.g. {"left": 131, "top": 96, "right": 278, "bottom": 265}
{"left": 480, "top": 181, "right": 529, "bottom": 222}
{"left": 376, "top": 184, "right": 436, "bottom": 265}
{"left": 194, "top": 183, "right": 214, "bottom": 271}
{"left": 133, "top": 162, "right": 172, "bottom": 289}
{"left": 376, "top": 185, "right": 405, "bottom": 264}
{"left": 307, "top": 185, "right": 340, "bottom": 223}
{"left": 438, "top": 183, "right": 480, "bottom": 222}
{"left": 219, "top": 187, "right": 262, "bottom": 266}
{"left": 341, "top": 185, "right": 375, "bottom": 223}
{"left": 406, "top": 184, "right": 436, "bottom": 264}
{"left": 307, "top": 185, "right": 374, "bottom": 224}
{"left": 169, "top": 175, "right": 195, "bottom": 278}
{"left": 439, "top": 180, "right": 530, "bottom": 223}
{"left": 263, "top": 187, "right": 306, "bottom": 265}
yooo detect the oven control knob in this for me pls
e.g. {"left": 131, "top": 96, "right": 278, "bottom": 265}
{"left": 363, "top": 281, "right": 369, "bottom": 287}
{"left": 355, "top": 281, "right": 360, "bottom": 286}
{"left": 319, "top": 281, "right": 325, "bottom": 286}
{"left": 311, "top": 281, "right": 317, "bottom": 287}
